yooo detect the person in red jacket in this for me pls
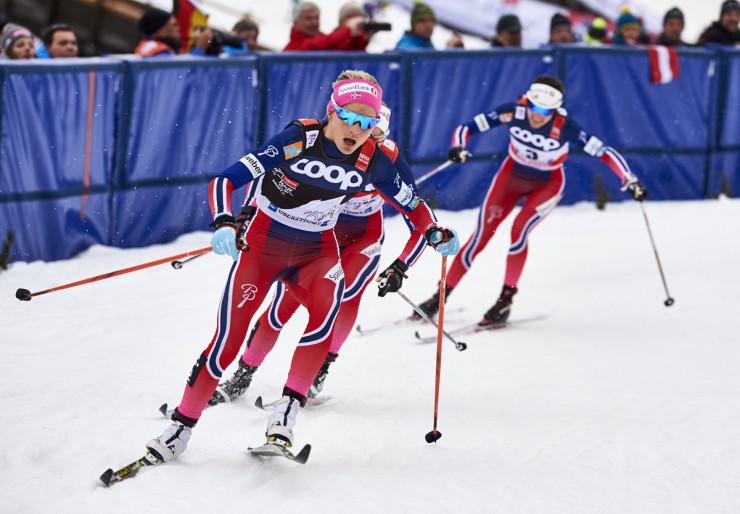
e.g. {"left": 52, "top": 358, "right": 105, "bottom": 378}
{"left": 284, "top": 1, "right": 369, "bottom": 51}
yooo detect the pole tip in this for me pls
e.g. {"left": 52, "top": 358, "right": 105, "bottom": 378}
{"left": 425, "top": 430, "right": 442, "bottom": 443}
{"left": 16, "top": 288, "right": 31, "bottom": 301}
{"left": 664, "top": 297, "right": 675, "bottom": 307}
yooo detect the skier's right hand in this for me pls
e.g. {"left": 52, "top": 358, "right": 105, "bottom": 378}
{"left": 627, "top": 181, "right": 648, "bottom": 202}
{"left": 448, "top": 146, "right": 469, "bottom": 163}
{"left": 210, "top": 215, "right": 239, "bottom": 261}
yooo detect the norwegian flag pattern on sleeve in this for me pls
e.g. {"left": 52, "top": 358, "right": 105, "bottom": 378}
{"left": 452, "top": 104, "right": 510, "bottom": 147}
{"left": 599, "top": 146, "right": 633, "bottom": 183}
{"left": 208, "top": 177, "right": 235, "bottom": 219}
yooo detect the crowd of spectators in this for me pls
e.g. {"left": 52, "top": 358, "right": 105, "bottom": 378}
{"left": 0, "top": 0, "right": 738, "bottom": 60}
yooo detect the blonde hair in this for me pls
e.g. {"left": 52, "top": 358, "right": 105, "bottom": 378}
{"left": 332, "top": 70, "right": 379, "bottom": 87}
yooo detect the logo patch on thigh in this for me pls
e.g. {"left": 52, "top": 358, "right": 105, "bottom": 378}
{"left": 324, "top": 263, "right": 344, "bottom": 283}
{"left": 237, "top": 284, "right": 258, "bottom": 308}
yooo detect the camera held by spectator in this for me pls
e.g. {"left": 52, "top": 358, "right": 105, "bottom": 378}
{"left": 193, "top": 25, "right": 246, "bottom": 55}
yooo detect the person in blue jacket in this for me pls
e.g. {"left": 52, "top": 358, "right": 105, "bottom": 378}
{"left": 395, "top": 2, "right": 463, "bottom": 50}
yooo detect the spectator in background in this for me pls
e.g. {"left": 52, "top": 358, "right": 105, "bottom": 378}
{"left": 284, "top": 1, "right": 368, "bottom": 51}
{"left": 655, "top": 7, "right": 687, "bottom": 46}
{"left": 395, "top": 2, "right": 463, "bottom": 50}
{"left": 41, "top": 24, "right": 79, "bottom": 58}
{"left": 697, "top": 0, "right": 740, "bottom": 46}
{"left": 134, "top": 8, "right": 212, "bottom": 56}
{"left": 583, "top": 17, "right": 609, "bottom": 44}
{"left": 548, "top": 13, "right": 576, "bottom": 44}
{"left": 233, "top": 17, "right": 272, "bottom": 51}
{"left": 491, "top": 14, "right": 522, "bottom": 47}
{"left": 0, "top": 23, "right": 36, "bottom": 60}
{"left": 612, "top": 8, "right": 643, "bottom": 46}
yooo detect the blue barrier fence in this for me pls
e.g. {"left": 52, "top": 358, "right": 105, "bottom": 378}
{"left": 1, "top": 47, "right": 738, "bottom": 262}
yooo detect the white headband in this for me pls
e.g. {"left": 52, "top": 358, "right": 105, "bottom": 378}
{"left": 526, "top": 83, "right": 564, "bottom": 109}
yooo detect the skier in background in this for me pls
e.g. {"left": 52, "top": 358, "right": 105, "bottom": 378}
{"left": 412, "top": 75, "right": 647, "bottom": 326}
{"left": 208, "top": 103, "right": 428, "bottom": 406}
{"left": 142, "top": 70, "right": 460, "bottom": 463}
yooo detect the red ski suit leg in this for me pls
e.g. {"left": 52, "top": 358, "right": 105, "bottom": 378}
{"left": 327, "top": 211, "right": 384, "bottom": 354}
{"left": 240, "top": 211, "right": 384, "bottom": 364}
{"left": 447, "top": 157, "right": 564, "bottom": 289}
{"left": 504, "top": 168, "right": 564, "bottom": 286}
{"left": 176, "top": 212, "right": 344, "bottom": 419}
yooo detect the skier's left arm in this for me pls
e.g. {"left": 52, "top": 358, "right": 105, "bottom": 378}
{"left": 566, "top": 121, "right": 648, "bottom": 202}
{"left": 372, "top": 153, "right": 460, "bottom": 258}
{"left": 375, "top": 154, "right": 431, "bottom": 297}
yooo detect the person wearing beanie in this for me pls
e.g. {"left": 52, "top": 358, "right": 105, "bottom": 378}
{"left": 284, "top": 1, "right": 369, "bottom": 51}
{"left": 395, "top": 1, "right": 463, "bottom": 50}
{"left": 697, "top": 0, "right": 740, "bottom": 46}
{"left": 491, "top": 14, "right": 522, "bottom": 47}
{"left": 583, "top": 17, "right": 609, "bottom": 44}
{"left": 655, "top": 7, "right": 687, "bottom": 46}
{"left": 134, "top": 8, "right": 212, "bottom": 57}
{"left": 549, "top": 13, "right": 576, "bottom": 44}
{"left": 0, "top": 23, "right": 36, "bottom": 60}
{"left": 395, "top": 2, "right": 436, "bottom": 49}
{"left": 612, "top": 7, "right": 642, "bottom": 46}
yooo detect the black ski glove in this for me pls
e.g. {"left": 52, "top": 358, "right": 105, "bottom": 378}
{"left": 627, "top": 181, "right": 648, "bottom": 202}
{"left": 235, "top": 205, "right": 257, "bottom": 250}
{"left": 447, "top": 146, "right": 469, "bottom": 163}
{"left": 376, "top": 258, "right": 409, "bottom": 297}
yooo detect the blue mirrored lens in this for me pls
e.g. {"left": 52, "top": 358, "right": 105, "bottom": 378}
{"left": 528, "top": 101, "right": 554, "bottom": 116}
{"left": 332, "top": 100, "right": 379, "bottom": 130}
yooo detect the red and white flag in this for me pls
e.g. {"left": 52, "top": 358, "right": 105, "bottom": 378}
{"left": 647, "top": 45, "right": 680, "bottom": 85}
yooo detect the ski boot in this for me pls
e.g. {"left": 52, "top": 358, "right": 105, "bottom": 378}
{"left": 264, "top": 389, "right": 304, "bottom": 448}
{"left": 209, "top": 360, "right": 258, "bottom": 406}
{"left": 308, "top": 352, "right": 337, "bottom": 398}
{"left": 479, "top": 285, "right": 518, "bottom": 327}
{"left": 410, "top": 284, "right": 454, "bottom": 320}
{"left": 146, "top": 410, "right": 196, "bottom": 462}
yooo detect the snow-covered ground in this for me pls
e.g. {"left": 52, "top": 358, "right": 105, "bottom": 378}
{"left": 2, "top": 198, "right": 739, "bottom": 513}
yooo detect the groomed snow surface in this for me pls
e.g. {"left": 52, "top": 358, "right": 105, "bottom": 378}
{"left": 2, "top": 198, "right": 739, "bottom": 513}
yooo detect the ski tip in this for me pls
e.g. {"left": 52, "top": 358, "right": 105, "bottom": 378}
{"left": 99, "top": 469, "right": 113, "bottom": 487}
{"left": 158, "top": 403, "right": 168, "bottom": 417}
{"left": 254, "top": 396, "right": 264, "bottom": 409}
{"left": 355, "top": 324, "right": 362, "bottom": 333}
{"left": 293, "top": 444, "right": 312, "bottom": 464}
{"left": 424, "top": 430, "right": 443, "bottom": 444}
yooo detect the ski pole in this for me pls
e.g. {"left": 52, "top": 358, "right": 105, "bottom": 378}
{"left": 416, "top": 150, "right": 472, "bottom": 186}
{"left": 416, "top": 160, "right": 453, "bottom": 185}
{"left": 395, "top": 290, "right": 467, "bottom": 351}
{"left": 171, "top": 253, "right": 206, "bottom": 269}
{"left": 639, "top": 203, "right": 675, "bottom": 307}
{"left": 425, "top": 256, "right": 448, "bottom": 444}
{"left": 15, "top": 246, "right": 212, "bottom": 301}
